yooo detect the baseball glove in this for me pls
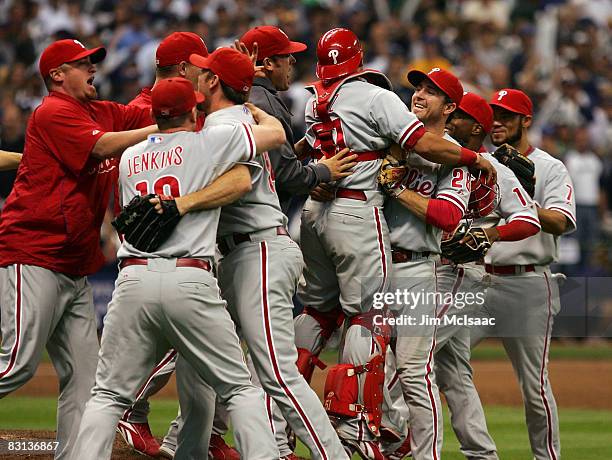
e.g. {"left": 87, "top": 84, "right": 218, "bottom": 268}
{"left": 441, "top": 222, "right": 492, "bottom": 265}
{"left": 112, "top": 194, "right": 181, "bottom": 252}
{"left": 492, "top": 143, "right": 536, "bottom": 197}
{"left": 378, "top": 154, "right": 407, "bottom": 197}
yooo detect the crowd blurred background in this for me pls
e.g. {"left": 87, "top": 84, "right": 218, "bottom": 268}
{"left": 0, "top": 0, "right": 610, "bottom": 318}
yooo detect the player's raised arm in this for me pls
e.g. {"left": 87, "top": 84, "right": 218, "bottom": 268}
{"left": 0, "top": 150, "right": 22, "bottom": 170}
{"left": 245, "top": 102, "right": 286, "bottom": 153}
{"left": 91, "top": 125, "right": 158, "bottom": 159}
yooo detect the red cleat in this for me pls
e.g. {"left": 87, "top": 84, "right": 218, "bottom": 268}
{"left": 387, "top": 431, "right": 412, "bottom": 459}
{"left": 281, "top": 454, "right": 309, "bottom": 460}
{"left": 208, "top": 433, "right": 240, "bottom": 459}
{"left": 116, "top": 420, "right": 161, "bottom": 457}
{"left": 342, "top": 439, "right": 387, "bottom": 460}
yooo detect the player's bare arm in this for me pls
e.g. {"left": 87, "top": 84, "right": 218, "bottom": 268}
{"left": 151, "top": 165, "right": 252, "bottom": 216}
{"left": 536, "top": 207, "right": 570, "bottom": 235}
{"left": 414, "top": 131, "right": 497, "bottom": 182}
{"left": 244, "top": 103, "right": 286, "bottom": 152}
{"left": 0, "top": 150, "right": 22, "bottom": 170}
{"left": 393, "top": 188, "right": 429, "bottom": 220}
{"left": 91, "top": 125, "right": 158, "bottom": 159}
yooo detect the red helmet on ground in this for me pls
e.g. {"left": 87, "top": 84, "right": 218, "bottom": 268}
{"left": 316, "top": 28, "right": 363, "bottom": 81}
{"left": 467, "top": 171, "right": 498, "bottom": 218}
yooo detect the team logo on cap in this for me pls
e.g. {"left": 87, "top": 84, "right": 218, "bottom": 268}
{"left": 428, "top": 67, "right": 441, "bottom": 74}
{"left": 328, "top": 49, "right": 339, "bottom": 64}
{"left": 73, "top": 39, "right": 86, "bottom": 49}
{"left": 497, "top": 90, "right": 508, "bottom": 101}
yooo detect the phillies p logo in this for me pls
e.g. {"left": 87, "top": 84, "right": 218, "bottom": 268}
{"left": 328, "top": 49, "right": 339, "bottom": 64}
{"left": 497, "top": 90, "right": 508, "bottom": 101}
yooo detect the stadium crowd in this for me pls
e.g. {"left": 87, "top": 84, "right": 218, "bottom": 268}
{"left": 0, "top": 0, "right": 610, "bottom": 273}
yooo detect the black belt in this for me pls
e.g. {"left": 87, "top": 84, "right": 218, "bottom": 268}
{"left": 218, "top": 227, "right": 289, "bottom": 256}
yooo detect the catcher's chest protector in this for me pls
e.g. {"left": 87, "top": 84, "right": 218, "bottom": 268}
{"left": 308, "top": 70, "right": 393, "bottom": 159}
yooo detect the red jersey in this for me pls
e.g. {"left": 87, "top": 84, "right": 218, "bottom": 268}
{"left": 0, "top": 91, "right": 151, "bottom": 276}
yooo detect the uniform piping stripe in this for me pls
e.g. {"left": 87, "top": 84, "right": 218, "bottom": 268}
{"left": 436, "top": 267, "right": 464, "bottom": 319}
{"left": 437, "top": 193, "right": 467, "bottom": 214}
{"left": 122, "top": 349, "right": 178, "bottom": 421}
{"left": 547, "top": 207, "right": 576, "bottom": 227}
{"left": 259, "top": 241, "right": 328, "bottom": 459}
{"left": 265, "top": 394, "right": 276, "bottom": 435}
{"left": 374, "top": 207, "right": 388, "bottom": 287}
{"left": 399, "top": 120, "right": 423, "bottom": 147}
{"left": 425, "top": 266, "right": 440, "bottom": 460}
{"left": 541, "top": 272, "right": 557, "bottom": 460}
{"left": 0, "top": 264, "right": 22, "bottom": 379}
{"left": 387, "top": 372, "right": 399, "bottom": 391}
{"left": 509, "top": 215, "right": 542, "bottom": 228}
{"left": 242, "top": 123, "right": 256, "bottom": 161}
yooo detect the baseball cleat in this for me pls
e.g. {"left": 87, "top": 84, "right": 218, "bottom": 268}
{"left": 116, "top": 420, "right": 161, "bottom": 457}
{"left": 342, "top": 439, "right": 387, "bottom": 460}
{"left": 158, "top": 443, "right": 175, "bottom": 459}
{"left": 208, "top": 433, "right": 240, "bottom": 459}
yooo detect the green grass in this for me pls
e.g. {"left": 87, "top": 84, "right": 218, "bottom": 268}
{"left": 1, "top": 397, "right": 611, "bottom": 459}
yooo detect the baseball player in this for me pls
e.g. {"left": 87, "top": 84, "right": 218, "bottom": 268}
{"left": 0, "top": 39, "right": 155, "bottom": 459}
{"left": 0, "top": 150, "right": 21, "bottom": 170}
{"left": 68, "top": 77, "right": 286, "bottom": 460}
{"left": 286, "top": 29, "right": 495, "bottom": 459}
{"left": 380, "top": 67, "right": 471, "bottom": 460}
{"left": 157, "top": 47, "right": 350, "bottom": 460}
{"left": 467, "top": 89, "right": 574, "bottom": 460}
{"left": 117, "top": 32, "right": 241, "bottom": 460}
{"left": 240, "top": 25, "right": 356, "bottom": 215}
{"left": 434, "top": 91, "right": 542, "bottom": 459}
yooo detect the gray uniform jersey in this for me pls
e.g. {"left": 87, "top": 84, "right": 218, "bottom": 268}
{"left": 474, "top": 152, "right": 540, "bottom": 228}
{"left": 304, "top": 79, "right": 424, "bottom": 191}
{"left": 117, "top": 126, "right": 256, "bottom": 259}
{"left": 208, "top": 105, "right": 287, "bottom": 236}
{"left": 486, "top": 147, "right": 576, "bottom": 265}
{"left": 385, "top": 134, "right": 470, "bottom": 253}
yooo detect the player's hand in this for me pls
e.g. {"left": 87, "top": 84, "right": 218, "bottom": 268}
{"left": 310, "top": 183, "right": 336, "bottom": 202}
{"left": 245, "top": 102, "right": 268, "bottom": 124}
{"left": 233, "top": 39, "right": 263, "bottom": 73}
{"left": 150, "top": 196, "right": 187, "bottom": 216}
{"left": 473, "top": 155, "right": 497, "bottom": 183}
{"left": 389, "top": 143, "right": 406, "bottom": 161}
{"left": 318, "top": 148, "right": 358, "bottom": 181}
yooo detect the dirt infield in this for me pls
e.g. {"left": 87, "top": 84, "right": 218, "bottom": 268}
{"left": 15, "top": 359, "right": 612, "bottom": 409}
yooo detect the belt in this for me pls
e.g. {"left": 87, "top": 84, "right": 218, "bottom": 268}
{"left": 391, "top": 247, "right": 431, "bottom": 263}
{"left": 313, "top": 150, "right": 385, "bottom": 162}
{"left": 485, "top": 264, "right": 535, "bottom": 275}
{"left": 119, "top": 258, "right": 211, "bottom": 271}
{"left": 336, "top": 188, "right": 367, "bottom": 201}
{"left": 218, "top": 226, "right": 289, "bottom": 256}
{"left": 440, "top": 257, "right": 485, "bottom": 266}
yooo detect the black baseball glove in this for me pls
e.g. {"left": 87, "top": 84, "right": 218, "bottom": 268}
{"left": 492, "top": 143, "right": 536, "bottom": 197}
{"left": 112, "top": 194, "right": 181, "bottom": 252}
{"left": 441, "top": 222, "right": 492, "bottom": 265}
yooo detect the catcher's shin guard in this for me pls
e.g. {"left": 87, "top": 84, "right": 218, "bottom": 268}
{"left": 301, "top": 306, "right": 345, "bottom": 340}
{"left": 322, "top": 309, "right": 393, "bottom": 436}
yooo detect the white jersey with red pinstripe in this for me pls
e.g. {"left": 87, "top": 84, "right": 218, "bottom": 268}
{"left": 385, "top": 134, "right": 470, "bottom": 253}
{"left": 304, "top": 78, "right": 425, "bottom": 191}
{"left": 486, "top": 146, "right": 576, "bottom": 265}
{"left": 117, "top": 124, "right": 257, "bottom": 260}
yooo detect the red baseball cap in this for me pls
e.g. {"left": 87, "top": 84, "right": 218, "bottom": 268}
{"left": 156, "top": 32, "right": 208, "bottom": 67}
{"left": 407, "top": 67, "right": 464, "bottom": 105}
{"left": 151, "top": 77, "right": 205, "bottom": 118}
{"left": 39, "top": 39, "right": 106, "bottom": 77}
{"left": 458, "top": 91, "right": 494, "bottom": 133}
{"left": 489, "top": 88, "right": 533, "bottom": 116}
{"left": 240, "top": 26, "right": 307, "bottom": 60}
{"left": 189, "top": 48, "right": 254, "bottom": 93}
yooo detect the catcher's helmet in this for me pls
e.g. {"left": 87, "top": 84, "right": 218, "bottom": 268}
{"left": 316, "top": 28, "right": 363, "bottom": 81}
{"left": 467, "top": 170, "right": 498, "bottom": 218}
